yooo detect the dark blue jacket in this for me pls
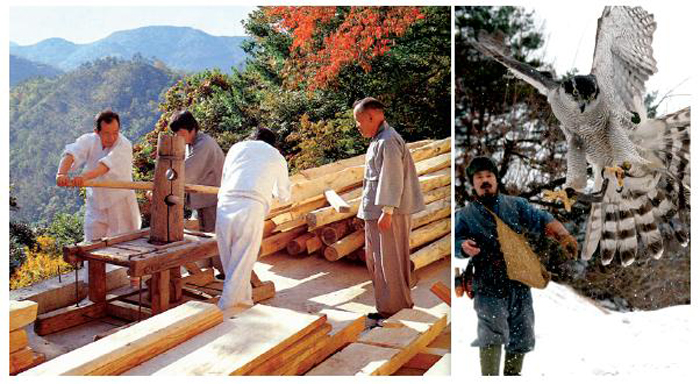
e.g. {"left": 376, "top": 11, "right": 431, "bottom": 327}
{"left": 455, "top": 194, "right": 554, "bottom": 297}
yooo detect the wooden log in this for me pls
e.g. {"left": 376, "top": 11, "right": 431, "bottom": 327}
{"left": 123, "top": 305, "right": 327, "bottom": 376}
{"left": 306, "top": 168, "right": 450, "bottom": 229}
{"left": 11, "top": 347, "right": 45, "bottom": 375}
{"left": 263, "top": 219, "right": 276, "bottom": 237}
{"left": 324, "top": 189, "right": 350, "bottom": 213}
{"left": 421, "top": 185, "right": 451, "bottom": 205}
{"left": 260, "top": 226, "right": 308, "bottom": 257}
{"left": 252, "top": 281, "right": 276, "bottom": 303}
{"left": 319, "top": 219, "right": 353, "bottom": 246}
{"left": 247, "top": 323, "right": 332, "bottom": 375}
{"left": 10, "top": 329, "right": 28, "bottom": 354}
{"left": 289, "top": 138, "right": 441, "bottom": 183}
{"left": 306, "top": 234, "right": 323, "bottom": 254}
{"left": 429, "top": 281, "right": 451, "bottom": 307}
{"left": 411, "top": 234, "right": 450, "bottom": 271}
{"left": 10, "top": 300, "right": 38, "bottom": 331}
{"left": 286, "top": 232, "right": 317, "bottom": 255}
{"left": 82, "top": 180, "right": 219, "bottom": 195}
{"left": 409, "top": 218, "right": 450, "bottom": 250}
{"left": 415, "top": 152, "right": 450, "bottom": 176}
{"left": 34, "top": 301, "right": 107, "bottom": 336}
{"left": 412, "top": 197, "right": 451, "bottom": 229}
{"left": 22, "top": 301, "right": 222, "bottom": 376}
{"left": 324, "top": 229, "right": 365, "bottom": 262}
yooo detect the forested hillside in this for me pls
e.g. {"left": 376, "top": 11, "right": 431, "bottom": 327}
{"left": 10, "top": 55, "right": 63, "bottom": 86}
{"left": 9, "top": 57, "right": 180, "bottom": 223}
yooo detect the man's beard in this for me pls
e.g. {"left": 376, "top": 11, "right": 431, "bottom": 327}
{"left": 477, "top": 182, "right": 496, "bottom": 197}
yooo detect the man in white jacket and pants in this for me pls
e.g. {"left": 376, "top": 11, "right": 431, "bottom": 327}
{"left": 56, "top": 110, "right": 141, "bottom": 279}
{"left": 216, "top": 128, "right": 290, "bottom": 311}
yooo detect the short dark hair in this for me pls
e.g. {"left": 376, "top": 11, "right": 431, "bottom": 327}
{"left": 169, "top": 110, "right": 199, "bottom": 133}
{"left": 95, "top": 110, "right": 120, "bottom": 131}
{"left": 252, "top": 127, "right": 277, "bottom": 147}
{"left": 352, "top": 97, "right": 385, "bottom": 114}
{"left": 466, "top": 156, "right": 499, "bottom": 184}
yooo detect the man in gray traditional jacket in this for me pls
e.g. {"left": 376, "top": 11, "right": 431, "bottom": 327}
{"left": 169, "top": 111, "right": 226, "bottom": 271}
{"left": 353, "top": 97, "right": 426, "bottom": 320}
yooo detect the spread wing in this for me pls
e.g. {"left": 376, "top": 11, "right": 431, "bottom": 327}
{"left": 470, "top": 31, "right": 558, "bottom": 96}
{"left": 591, "top": 6, "right": 657, "bottom": 120}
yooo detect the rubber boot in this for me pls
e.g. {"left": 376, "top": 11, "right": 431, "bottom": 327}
{"left": 479, "top": 345, "right": 501, "bottom": 376}
{"left": 504, "top": 352, "right": 525, "bottom": 376}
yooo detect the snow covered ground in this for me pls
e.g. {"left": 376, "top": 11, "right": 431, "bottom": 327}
{"left": 451, "top": 273, "right": 694, "bottom": 379}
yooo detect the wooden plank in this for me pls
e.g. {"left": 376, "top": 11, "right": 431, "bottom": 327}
{"left": 429, "top": 281, "right": 451, "bottom": 306}
{"left": 88, "top": 260, "right": 107, "bottom": 303}
{"left": 276, "top": 334, "right": 332, "bottom": 375}
{"left": 129, "top": 238, "right": 219, "bottom": 277}
{"left": 10, "top": 329, "right": 28, "bottom": 354}
{"left": 411, "top": 234, "right": 450, "bottom": 271}
{"left": 294, "top": 310, "right": 366, "bottom": 375}
{"left": 34, "top": 301, "right": 107, "bottom": 336}
{"left": 403, "top": 352, "right": 443, "bottom": 370}
{"left": 107, "top": 301, "right": 152, "bottom": 322}
{"left": 306, "top": 343, "right": 401, "bottom": 376}
{"left": 124, "top": 305, "right": 327, "bottom": 376}
{"left": 324, "top": 189, "right": 350, "bottom": 213}
{"left": 10, "top": 300, "right": 38, "bottom": 331}
{"left": 10, "top": 347, "right": 45, "bottom": 375}
{"left": 423, "top": 353, "right": 450, "bottom": 376}
{"left": 181, "top": 268, "right": 215, "bottom": 287}
{"left": 22, "top": 301, "right": 222, "bottom": 376}
{"left": 247, "top": 323, "right": 332, "bottom": 375}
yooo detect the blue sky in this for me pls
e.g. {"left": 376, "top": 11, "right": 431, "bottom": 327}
{"left": 9, "top": 6, "right": 257, "bottom": 45}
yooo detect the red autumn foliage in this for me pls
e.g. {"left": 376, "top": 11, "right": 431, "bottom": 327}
{"left": 266, "top": 6, "right": 424, "bottom": 89}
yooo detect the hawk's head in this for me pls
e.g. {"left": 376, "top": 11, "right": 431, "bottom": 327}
{"left": 561, "top": 75, "right": 600, "bottom": 113}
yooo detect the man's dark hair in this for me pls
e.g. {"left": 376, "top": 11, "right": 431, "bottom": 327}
{"left": 169, "top": 110, "right": 199, "bottom": 133}
{"left": 352, "top": 97, "right": 385, "bottom": 113}
{"left": 252, "top": 127, "right": 277, "bottom": 147}
{"left": 466, "top": 156, "right": 499, "bottom": 184}
{"left": 94, "top": 110, "right": 120, "bottom": 131}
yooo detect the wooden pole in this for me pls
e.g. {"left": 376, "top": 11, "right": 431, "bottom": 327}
{"left": 81, "top": 180, "right": 219, "bottom": 194}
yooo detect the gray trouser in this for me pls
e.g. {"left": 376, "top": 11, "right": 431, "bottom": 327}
{"left": 194, "top": 206, "right": 217, "bottom": 233}
{"left": 194, "top": 206, "right": 223, "bottom": 272}
{"left": 473, "top": 285, "right": 535, "bottom": 354}
{"left": 364, "top": 213, "right": 414, "bottom": 318}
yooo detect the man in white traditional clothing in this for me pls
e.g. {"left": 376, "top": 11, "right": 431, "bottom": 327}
{"left": 56, "top": 110, "right": 141, "bottom": 278}
{"left": 216, "top": 127, "right": 290, "bottom": 311}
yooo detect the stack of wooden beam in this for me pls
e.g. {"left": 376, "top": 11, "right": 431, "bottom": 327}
{"left": 260, "top": 137, "right": 451, "bottom": 271}
{"left": 306, "top": 305, "right": 449, "bottom": 376}
{"left": 10, "top": 300, "right": 45, "bottom": 375}
{"left": 121, "top": 305, "right": 364, "bottom": 376}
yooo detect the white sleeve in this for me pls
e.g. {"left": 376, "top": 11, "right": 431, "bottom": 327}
{"left": 274, "top": 157, "right": 291, "bottom": 203}
{"left": 63, "top": 134, "right": 93, "bottom": 171}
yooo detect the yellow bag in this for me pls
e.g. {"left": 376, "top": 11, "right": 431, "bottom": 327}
{"left": 485, "top": 208, "right": 550, "bottom": 289}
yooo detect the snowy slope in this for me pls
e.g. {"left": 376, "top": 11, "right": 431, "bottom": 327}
{"left": 452, "top": 274, "right": 693, "bottom": 378}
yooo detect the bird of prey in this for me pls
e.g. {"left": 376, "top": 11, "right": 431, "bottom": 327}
{"left": 469, "top": 6, "right": 690, "bottom": 266}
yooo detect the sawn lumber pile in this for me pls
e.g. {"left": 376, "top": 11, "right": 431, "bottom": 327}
{"left": 10, "top": 300, "right": 45, "bottom": 375}
{"left": 261, "top": 137, "right": 451, "bottom": 270}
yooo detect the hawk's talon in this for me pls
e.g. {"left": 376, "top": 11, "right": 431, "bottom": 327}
{"left": 605, "top": 162, "right": 632, "bottom": 192}
{"left": 543, "top": 189, "right": 577, "bottom": 212}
